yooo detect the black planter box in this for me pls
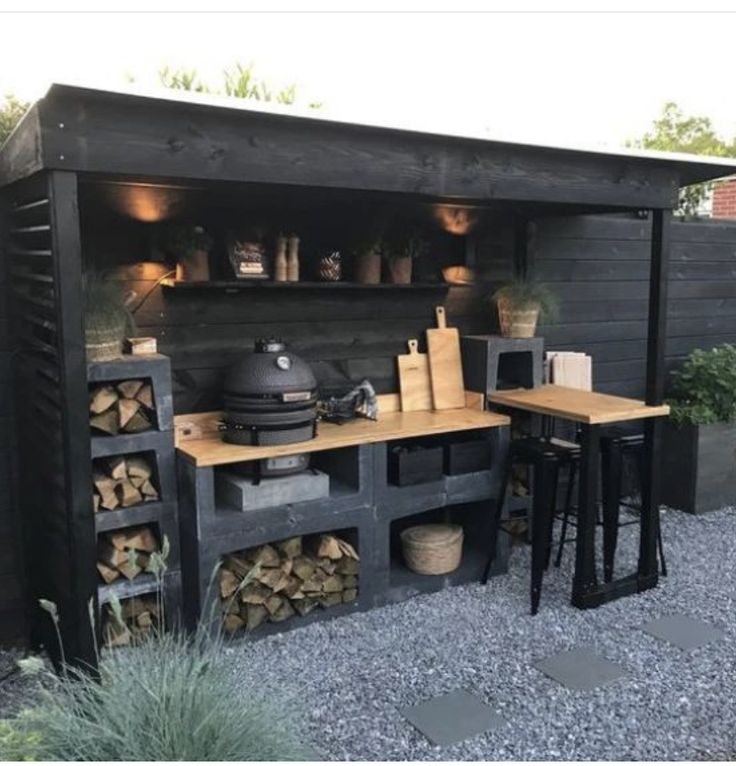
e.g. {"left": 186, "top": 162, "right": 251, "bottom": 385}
{"left": 444, "top": 438, "right": 493, "bottom": 475}
{"left": 660, "top": 420, "right": 736, "bottom": 514}
{"left": 388, "top": 444, "right": 444, "bottom": 487}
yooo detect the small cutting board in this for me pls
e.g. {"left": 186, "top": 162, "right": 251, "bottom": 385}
{"left": 397, "top": 339, "right": 433, "bottom": 412}
{"left": 426, "top": 306, "right": 465, "bottom": 410}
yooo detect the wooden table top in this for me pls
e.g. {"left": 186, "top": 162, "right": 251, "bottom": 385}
{"left": 488, "top": 384, "right": 670, "bottom": 425}
{"left": 177, "top": 407, "right": 510, "bottom": 467}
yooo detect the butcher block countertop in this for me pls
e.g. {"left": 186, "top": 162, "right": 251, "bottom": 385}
{"left": 175, "top": 407, "right": 510, "bottom": 467}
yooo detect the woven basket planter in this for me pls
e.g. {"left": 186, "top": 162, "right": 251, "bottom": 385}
{"left": 85, "top": 325, "right": 125, "bottom": 362}
{"left": 497, "top": 298, "right": 540, "bottom": 338}
{"left": 400, "top": 523, "right": 463, "bottom": 575}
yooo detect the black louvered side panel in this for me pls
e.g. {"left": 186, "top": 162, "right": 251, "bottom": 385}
{"left": 7, "top": 171, "right": 95, "bottom": 666}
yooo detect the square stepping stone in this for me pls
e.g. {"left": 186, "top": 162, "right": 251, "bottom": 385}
{"left": 401, "top": 689, "right": 505, "bottom": 747}
{"left": 533, "top": 648, "right": 627, "bottom": 690}
{"left": 641, "top": 614, "right": 724, "bottom": 650}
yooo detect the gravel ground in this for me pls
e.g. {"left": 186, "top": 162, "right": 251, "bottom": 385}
{"left": 224, "top": 507, "right": 736, "bottom": 761}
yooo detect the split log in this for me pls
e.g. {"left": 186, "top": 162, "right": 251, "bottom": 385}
{"left": 118, "top": 398, "right": 141, "bottom": 429}
{"left": 219, "top": 569, "right": 239, "bottom": 599}
{"left": 224, "top": 614, "right": 245, "bottom": 633}
{"left": 240, "top": 582, "right": 272, "bottom": 605}
{"left": 96, "top": 561, "right": 120, "bottom": 584}
{"left": 335, "top": 557, "right": 359, "bottom": 575}
{"left": 90, "top": 385, "right": 118, "bottom": 415}
{"left": 243, "top": 604, "right": 269, "bottom": 631}
{"left": 116, "top": 479, "right": 143, "bottom": 508}
{"left": 315, "top": 534, "right": 342, "bottom": 560}
{"left": 106, "top": 456, "right": 128, "bottom": 481}
{"left": 343, "top": 588, "right": 358, "bottom": 603}
{"left": 251, "top": 544, "right": 280, "bottom": 568}
{"left": 117, "top": 379, "right": 144, "bottom": 399}
{"left": 136, "top": 384, "right": 154, "bottom": 409}
{"left": 125, "top": 410, "right": 152, "bottom": 433}
{"left": 91, "top": 410, "right": 120, "bottom": 435}
{"left": 276, "top": 536, "right": 302, "bottom": 559}
{"left": 127, "top": 456, "right": 153, "bottom": 480}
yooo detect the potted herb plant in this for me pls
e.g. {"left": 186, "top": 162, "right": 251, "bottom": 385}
{"left": 491, "top": 278, "right": 559, "bottom": 337}
{"left": 164, "top": 225, "right": 213, "bottom": 282}
{"left": 383, "top": 227, "right": 428, "bottom": 285}
{"left": 84, "top": 274, "right": 135, "bottom": 362}
{"left": 351, "top": 211, "right": 389, "bottom": 285}
{"left": 661, "top": 344, "right": 736, "bottom": 513}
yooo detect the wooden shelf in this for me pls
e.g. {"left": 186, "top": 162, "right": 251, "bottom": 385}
{"left": 176, "top": 408, "right": 510, "bottom": 467}
{"left": 161, "top": 278, "right": 453, "bottom": 291}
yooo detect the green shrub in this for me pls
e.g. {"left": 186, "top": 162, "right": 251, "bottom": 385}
{"left": 667, "top": 343, "right": 736, "bottom": 425}
{"left": 490, "top": 278, "right": 559, "bottom": 322}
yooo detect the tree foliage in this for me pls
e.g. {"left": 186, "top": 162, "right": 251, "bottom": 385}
{"left": 630, "top": 101, "right": 736, "bottom": 217}
{"left": 0, "top": 93, "right": 30, "bottom": 145}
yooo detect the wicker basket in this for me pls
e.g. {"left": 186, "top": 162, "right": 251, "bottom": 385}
{"left": 400, "top": 523, "right": 463, "bottom": 575}
{"left": 497, "top": 298, "right": 540, "bottom": 338}
{"left": 85, "top": 325, "right": 124, "bottom": 362}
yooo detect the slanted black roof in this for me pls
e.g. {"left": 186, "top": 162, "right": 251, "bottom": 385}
{"left": 2, "top": 83, "right": 736, "bottom": 212}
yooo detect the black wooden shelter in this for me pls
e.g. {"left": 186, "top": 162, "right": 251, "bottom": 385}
{"left": 2, "top": 83, "right": 736, "bottom": 663}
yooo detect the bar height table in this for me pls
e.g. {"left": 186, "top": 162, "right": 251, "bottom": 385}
{"left": 489, "top": 384, "right": 670, "bottom": 609}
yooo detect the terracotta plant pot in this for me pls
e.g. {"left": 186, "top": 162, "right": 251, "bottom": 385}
{"left": 497, "top": 298, "right": 540, "bottom": 338}
{"left": 354, "top": 252, "right": 382, "bottom": 284}
{"left": 388, "top": 256, "right": 413, "bottom": 285}
{"left": 176, "top": 249, "right": 210, "bottom": 282}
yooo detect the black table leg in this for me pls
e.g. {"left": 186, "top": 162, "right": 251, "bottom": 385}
{"left": 530, "top": 455, "right": 556, "bottom": 615}
{"left": 638, "top": 417, "right": 661, "bottom": 591}
{"left": 601, "top": 439, "right": 622, "bottom": 583}
{"left": 572, "top": 423, "right": 600, "bottom": 607}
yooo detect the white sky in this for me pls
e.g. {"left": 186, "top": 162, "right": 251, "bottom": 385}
{"left": 2, "top": 8, "right": 736, "bottom": 150}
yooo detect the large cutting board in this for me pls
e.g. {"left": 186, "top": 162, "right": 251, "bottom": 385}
{"left": 426, "top": 306, "right": 465, "bottom": 410}
{"left": 397, "top": 339, "right": 433, "bottom": 412}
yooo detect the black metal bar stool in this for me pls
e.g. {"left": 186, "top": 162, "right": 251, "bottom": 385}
{"left": 482, "top": 436, "right": 580, "bottom": 615}
{"left": 554, "top": 429, "right": 667, "bottom": 580}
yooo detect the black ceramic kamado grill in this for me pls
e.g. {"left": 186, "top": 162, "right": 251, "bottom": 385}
{"left": 221, "top": 339, "right": 318, "bottom": 447}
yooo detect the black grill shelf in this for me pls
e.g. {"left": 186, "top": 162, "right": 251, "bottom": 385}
{"left": 87, "top": 355, "right": 182, "bottom": 623}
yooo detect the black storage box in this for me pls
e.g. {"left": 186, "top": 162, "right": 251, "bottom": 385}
{"left": 444, "top": 437, "right": 493, "bottom": 475}
{"left": 388, "top": 443, "right": 444, "bottom": 487}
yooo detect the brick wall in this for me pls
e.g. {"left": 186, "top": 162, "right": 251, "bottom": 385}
{"left": 711, "top": 177, "right": 736, "bottom": 219}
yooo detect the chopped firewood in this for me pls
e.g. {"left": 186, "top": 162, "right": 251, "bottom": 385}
{"left": 136, "top": 611, "right": 153, "bottom": 629}
{"left": 117, "top": 556, "right": 143, "bottom": 581}
{"left": 292, "top": 555, "right": 316, "bottom": 581}
{"left": 93, "top": 494, "right": 101, "bottom": 513}
{"left": 93, "top": 471, "right": 119, "bottom": 510}
{"left": 282, "top": 575, "right": 303, "bottom": 599}
{"left": 336, "top": 539, "right": 359, "bottom": 560}
{"left": 343, "top": 574, "right": 358, "bottom": 589}
{"left": 118, "top": 398, "right": 141, "bottom": 429}
{"left": 255, "top": 567, "right": 284, "bottom": 590}
{"left": 279, "top": 558, "right": 293, "bottom": 577}
{"left": 97, "top": 540, "right": 129, "bottom": 569}
{"left": 318, "top": 558, "right": 337, "bottom": 575}
{"left": 109, "top": 526, "right": 157, "bottom": 553}
{"left": 322, "top": 574, "right": 344, "bottom": 593}
{"left": 320, "top": 592, "right": 342, "bottom": 608}
{"left": 292, "top": 597, "right": 319, "bottom": 616}
{"left": 97, "top": 561, "right": 120, "bottom": 584}
{"left": 335, "top": 557, "right": 359, "bottom": 575}
{"left": 224, "top": 554, "right": 254, "bottom": 579}
{"left": 136, "top": 383, "right": 154, "bottom": 409}
{"left": 264, "top": 594, "right": 284, "bottom": 616}
{"left": 140, "top": 479, "right": 159, "bottom": 499}
{"left": 244, "top": 604, "right": 268, "bottom": 631}
{"left": 122, "top": 597, "right": 156, "bottom": 620}
{"left": 276, "top": 536, "right": 302, "bottom": 559}
{"left": 224, "top": 613, "right": 245, "bottom": 633}
{"left": 91, "top": 410, "right": 120, "bottom": 435}
{"left": 129, "top": 475, "right": 146, "bottom": 489}
{"left": 343, "top": 588, "right": 358, "bottom": 603}
{"left": 316, "top": 534, "right": 342, "bottom": 560}
{"left": 125, "top": 410, "right": 152, "bottom": 433}
{"left": 270, "top": 599, "right": 296, "bottom": 623}
{"left": 127, "top": 456, "right": 153, "bottom": 480}
{"left": 251, "top": 544, "right": 280, "bottom": 568}
{"left": 117, "top": 379, "right": 144, "bottom": 399}
{"left": 106, "top": 456, "right": 127, "bottom": 480}
{"left": 90, "top": 385, "right": 118, "bottom": 415}
{"left": 240, "top": 582, "right": 271, "bottom": 605}
{"left": 103, "top": 619, "right": 131, "bottom": 648}
{"left": 219, "top": 569, "right": 239, "bottom": 599}
{"left": 116, "top": 479, "right": 143, "bottom": 508}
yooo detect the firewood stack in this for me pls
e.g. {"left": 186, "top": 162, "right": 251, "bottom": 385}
{"left": 93, "top": 455, "right": 159, "bottom": 512}
{"left": 97, "top": 525, "right": 159, "bottom": 584}
{"left": 89, "top": 379, "right": 155, "bottom": 435}
{"left": 102, "top": 595, "right": 160, "bottom": 647}
{"left": 219, "top": 533, "right": 359, "bottom": 633}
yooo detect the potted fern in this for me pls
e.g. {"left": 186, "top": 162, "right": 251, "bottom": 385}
{"left": 84, "top": 275, "right": 135, "bottom": 362}
{"left": 351, "top": 210, "right": 388, "bottom": 285}
{"left": 383, "top": 227, "right": 428, "bottom": 285}
{"left": 491, "top": 278, "right": 558, "bottom": 338}
{"left": 661, "top": 344, "right": 736, "bottom": 513}
{"left": 163, "top": 224, "right": 213, "bottom": 282}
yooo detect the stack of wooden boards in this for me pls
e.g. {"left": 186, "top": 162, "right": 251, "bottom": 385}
{"left": 102, "top": 595, "right": 160, "bottom": 647}
{"left": 219, "top": 533, "right": 359, "bottom": 633}
{"left": 97, "top": 525, "right": 159, "bottom": 584}
{"left": 397, "top": 306, "right": 466, "bottom": 413}
{"left": 89, "top": 378, "right": 155, "bottom": 435}
{"left": 93, "top": 454, "right": 159, "bottom": 512}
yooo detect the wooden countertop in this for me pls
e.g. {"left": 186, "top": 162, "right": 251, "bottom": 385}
{"left": 488, "top": 384, "right": 670, "bottom": 425}
{"left": 176, "top": 408, "right": 510, "bottom": 467}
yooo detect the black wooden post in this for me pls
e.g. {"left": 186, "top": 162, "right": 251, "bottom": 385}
{"left": 639, "top": 208, "right": 671, "bottom": 588}
{"left": 572, "top": 423, "right": 600, "bottom": 607}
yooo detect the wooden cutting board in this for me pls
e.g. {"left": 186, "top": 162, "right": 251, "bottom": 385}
{"left": 426, "top": 306, "right": 465, "bottom": 410}
{"left": 397, "top": 339, "right": 433, "bottom": 412}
